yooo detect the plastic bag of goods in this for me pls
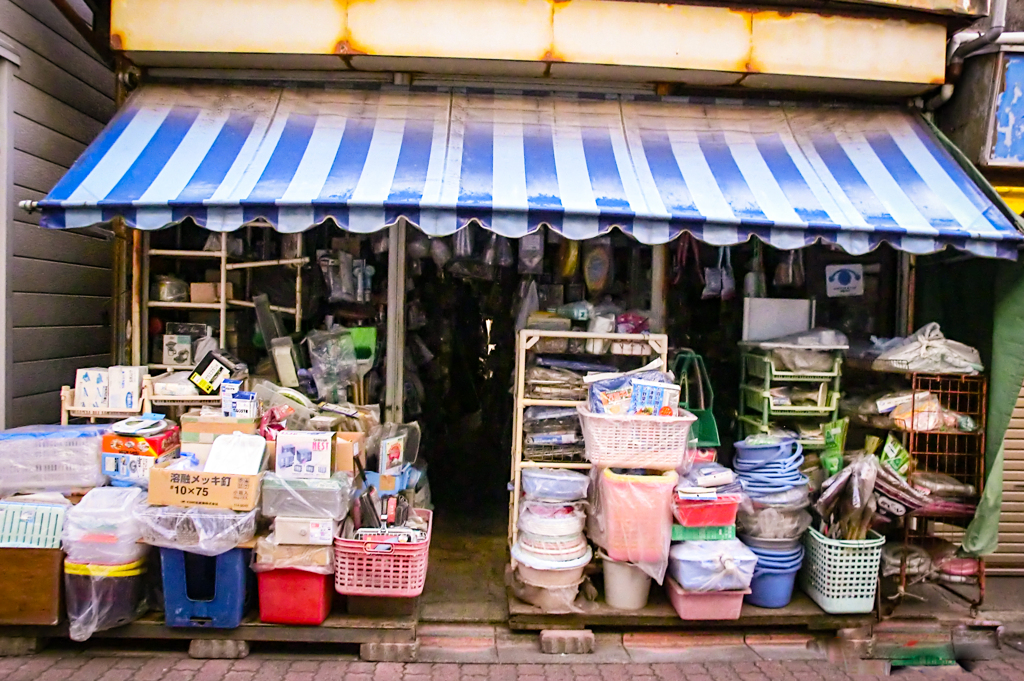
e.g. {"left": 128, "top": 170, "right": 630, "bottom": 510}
{"left": 587, "top": 468, "right": 676, "bottom": 584}
{"left": 668, "top": 540, "right": 758, "bottom": 591}
{"left": 134, "top": 504, "right": 257, "bottom": 557}
{"left": 63, "top": 487, "right": 147, "bottom": 565}
{"left": 65, "top": 557, "right": 148, "bottom": 641}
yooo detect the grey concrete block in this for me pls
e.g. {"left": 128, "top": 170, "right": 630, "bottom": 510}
{"left": 540, "top": 630, "right": 595, "bottom": 655}
{"left": 360, "top": 640, "right": 420, "bottom": 662}
{"left": 188, "top": 639, "right": 249, "bottom": 659}
{"left": 0, "top": 637, "right": 45, "bottom": 656}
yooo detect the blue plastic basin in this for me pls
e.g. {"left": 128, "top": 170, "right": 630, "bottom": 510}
{"left": 745, "top": 565, "right": 799, "bottom": 608}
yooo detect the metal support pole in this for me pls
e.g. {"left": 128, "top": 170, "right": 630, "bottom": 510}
{"left": 896, "top": 252, "right": 916, "bottom": 336}
{"left": 650, "top": 244, "right": 668, "bottom": 333}
{"left": 130, "top": 227, "right": 143, "bottom": 365}
{"left": 384, "top": 221, "right": 407, "bottom": 423}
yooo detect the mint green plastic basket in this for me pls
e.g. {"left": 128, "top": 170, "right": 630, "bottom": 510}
{"left": 798, "top": 528, "right": 884, "bottom": 614}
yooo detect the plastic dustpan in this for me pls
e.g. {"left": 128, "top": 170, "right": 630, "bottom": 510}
{"left": 348, "top": 327, "right": 377, "bottom": 362}
{"left": 672, "top": 350, "right": 721, "bottom": 448}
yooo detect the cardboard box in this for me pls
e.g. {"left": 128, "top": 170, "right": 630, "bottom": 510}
{"left": 102, "top": 450, "right": 178, "bottom": 485}
{"left": 335, "top": 432, "right": 366, "bottom": 474}
{"left": 108, "top": 366, "right": 148, "bottom": 411}
{"left": 181, "top": 410, "right": 258, "bottom": 444}
{"left": 102, "top": 427, "right": 180, "bottom": 458}
{"left": 266, "top": 432, "right": 364, "bottom": 474}
{"left": 275, "top": 431, "right": 333, "bottom": 479}
{"left": 163, "top": 335, "right": 193, "bottom": 367}
{"left": 147, "top": 450, "right": 268, "bottom": 511}
{"left": 190, "top": 281, "right": 234, "bottom": 304}
{"left": 74, "top": 368, "right": 109, "bottom": 409}
{"left": 0, "top": 548, "right": 63, "bottom": 625}
{"left": 273, "top": 516, "right": 338, "bottom": 545}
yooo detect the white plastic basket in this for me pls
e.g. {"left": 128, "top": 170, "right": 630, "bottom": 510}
{"left": 0, "top": 430, "right": 106, "bottom": 495}
{"left": 576, "top": 405, "right": 696, "bottom": 471}
{"left": 799, "top": 528, "right": 884, "bottom": 614}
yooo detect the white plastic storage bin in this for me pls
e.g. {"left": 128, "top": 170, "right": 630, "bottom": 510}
{"left": 0, "top": 424, "right": 107, "bottom": 495}
{"left": 798, "top": 528, "right": 884, "bottom": 614}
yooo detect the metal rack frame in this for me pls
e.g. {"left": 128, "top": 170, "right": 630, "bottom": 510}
{"left": 737, "top": 351, "right": 843, "bottom": 449}
{"left": 507, "top": 329, "right": 669, "bottom": 546}
{"left": 895, "top": 373, "right": 987, "bottom": 614}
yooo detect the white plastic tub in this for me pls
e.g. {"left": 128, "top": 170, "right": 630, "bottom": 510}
{"left": 602, "top": 554, "right": 651, "bottom": 610}
{"left": 512, "top": 542, "right": 592, "bottom": 588}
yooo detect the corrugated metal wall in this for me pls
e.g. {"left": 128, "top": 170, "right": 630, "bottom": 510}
{"left": 990, "top": 386, "right": 1024, "bottom": 573}
{"left": 2, "top": 0, "right": 114, "bottom": 426}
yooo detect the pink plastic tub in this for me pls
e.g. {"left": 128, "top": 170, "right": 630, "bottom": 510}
{"left": 665, "top": 578, "right": 749, "bottom": 620}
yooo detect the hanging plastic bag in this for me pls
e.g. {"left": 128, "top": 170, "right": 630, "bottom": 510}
{"left": 720, "top": 247, "right": 735, "bottom": 300}
{"left": 496, "top": 236, "right": 515, "bottom": 268}
{"left": 407, "top": 231, "right": 430, "bottom": 259}
{"left": 453, "top": 226, "right": 474, "bottom": 259}
{"left": 583, "top": 238, "right": 614, "bottom": 296}
{"left": 519, "top": 231, "right": 545, "bottom": 274}
{"left": 701, "top": 248, "right": 723, "bottom": 299}
{"left": 774, "top": 250, "right": 795, "bottom": 287}
{"left": 430, "top": 238, "right": 452, "bottom": 269}
{"left": 305, "top": 328, "right": 358, "bottom": 402}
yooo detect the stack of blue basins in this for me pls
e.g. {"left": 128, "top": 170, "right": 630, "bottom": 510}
{"left": 745, "top": 544, "right": 805, "bottom": 607}
{"left": 732, "top": 437, "right": 808, "bottom": 608}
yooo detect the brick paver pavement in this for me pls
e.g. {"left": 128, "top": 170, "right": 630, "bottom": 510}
{"left": 0, "top": 651, "right": 1024, "bottom": 681}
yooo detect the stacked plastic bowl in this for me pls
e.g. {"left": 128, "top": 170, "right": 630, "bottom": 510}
{"left": 732, "top": 436, "right": 810, "bottom": 608}
{"left": 511, "top": 468, "right": 593, "bottom": 611}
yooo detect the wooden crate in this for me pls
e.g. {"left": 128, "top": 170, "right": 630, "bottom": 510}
{"left": 0, "top": 548, "right": 63, "bottom": 626}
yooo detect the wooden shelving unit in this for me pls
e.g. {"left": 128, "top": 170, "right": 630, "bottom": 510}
{"left": 507, "top": 329, "right": 669, "bottom": 546}
{"left": 135, "top": 232, "right": 310, "bottom": 370}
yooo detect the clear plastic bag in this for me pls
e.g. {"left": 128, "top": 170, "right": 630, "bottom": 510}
{"left": 521, "top": 468, "right": 589, "bottom": 502}
{"left": 305, "top": 328, "right": 358, "bottom": 402}
{"left": 911, "top": 471, "right": 976, "bottom": 498}
{"left": 667, "top": 540, "right": 757, "bottom": 591}
{"left": 506, "top": 564, "right": 583, "bottom": 614}
{"left": 587, "top": 468, "right": 676, "bottom": 584}
{"left": 150, "top": 275, "right": 189, "bottom": 302}
{"left": 134, "top": 504, "right": 257, "bottom": 557}
{"left": 261, "top": 472, "right": 353, "bottom": 519}
{"left": 736, "top": 507, "right": 812, "bottom": 539}
{"left": 64, "top": 487, "right": 145, "bottom": 543}
{"left": 65, "top": 558, "right": 148, "bottom": 641}
{"left": 519, "top": 231, "right": 544, "bottom": 274}
{"left": 252, "top": 533, "right": 335, "bottom": 575}
{"left": 318, "top": 250, "right": 356, "bottom": 303}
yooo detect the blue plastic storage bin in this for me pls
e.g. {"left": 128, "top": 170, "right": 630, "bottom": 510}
{"left": 160, "top": 547, "right": 250, "bottom": 628}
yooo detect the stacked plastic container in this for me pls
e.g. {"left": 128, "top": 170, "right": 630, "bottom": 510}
{"left": 255, "top": 473, "right": 352, "bottom": 624}
{"left": 577, "top": 369, "right": 697, "bottom": 612}
{"left": 510, "top": 468, "right": 592, "bottom": 613}
{"left": 135, "top": 432, "right": 264, "bottom": 629}
{"left": 665, "top": 462, "right": 752, "bottom": 619}
{"left": 62, "top": 487, "right": 149, "bottom": 641}
{"left": 733, "top": 436, "right": 811, "bottom": 608}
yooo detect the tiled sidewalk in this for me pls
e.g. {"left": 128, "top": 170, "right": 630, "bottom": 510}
{"left": 0, "top": 652, "right": 1021, "bottom": 681}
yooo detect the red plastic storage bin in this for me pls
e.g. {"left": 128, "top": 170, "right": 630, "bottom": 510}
{"left": 258, "top": 569, "right": 333, "bottom": 625}
{"left": 665, "top": 577, "right": 749, "bottom": 620}
{"left": 672, "top": 493, "right": 741, "bottom": 527}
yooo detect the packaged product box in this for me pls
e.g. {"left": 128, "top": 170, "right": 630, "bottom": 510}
{"left": 266, "top": 432, "right": 364, "bottom": 473}
{"left": 102, "top": 427, "right": 181, "bottom": 458}
{"left": 220, "top": 379, "right": 243, "bottom": 416}
{"left": 163, "top": 335, "right": 193, "bottom": 367}
{"left": 273, "top": 516, "right": 339, "bottom": 545}
{"left": 147, "top": 449, "right": 268, "bottom": 512}
{"left": 108, "top": 366, "right": 148, "bottom": 411}
{"left": 189, "top": 349, "right": 245, "bottom": 394}
{"left": 274, "top": 431, "right": 333, "bottom": 479}
{"left": 190, "top": 282, "right": 234, "bottom": 304}
{"left": 74, "top": 368, "right": 109, "bottom": 409}
{"left": 227, "top": 392, "right": 258, "bottom": 419}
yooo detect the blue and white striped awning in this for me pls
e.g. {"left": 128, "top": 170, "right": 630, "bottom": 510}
{"left": 38, "top": 84, "right": 1024, "bottom": 259}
